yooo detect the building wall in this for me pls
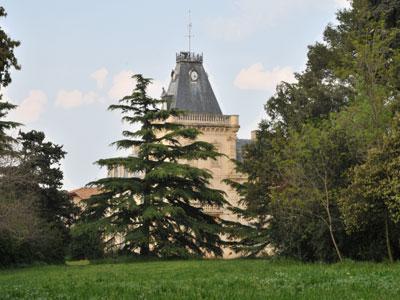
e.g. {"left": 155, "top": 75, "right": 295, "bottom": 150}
{"left": 168, "top": 113, "right": 247, "bottom": 258}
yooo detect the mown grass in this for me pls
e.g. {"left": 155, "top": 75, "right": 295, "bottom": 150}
{"left": 0, "top": 259, "right": 399, "bottom": 299}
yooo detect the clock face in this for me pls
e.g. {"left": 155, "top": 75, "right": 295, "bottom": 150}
{"left": 190, "top": 70, "right": 198, "bottom": 81}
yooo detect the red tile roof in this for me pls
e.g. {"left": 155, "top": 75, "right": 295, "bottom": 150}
{"left": 69, "top": 187, "right": 102, "bottom": 201}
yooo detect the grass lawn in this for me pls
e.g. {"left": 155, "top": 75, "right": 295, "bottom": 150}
{"left": 0, "top": 259, "right": 399, "bottom": 299}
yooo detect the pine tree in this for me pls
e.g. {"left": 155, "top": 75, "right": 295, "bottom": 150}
{"left": 17, "top": 130, "right": 77, "bottom": 227}
{"left": 85, "top": 74, "right": 229, "bottom": 258}
{"left": 0, "top": 6, "right": 21, "bottom": 154}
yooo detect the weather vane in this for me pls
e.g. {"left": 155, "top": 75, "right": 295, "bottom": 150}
{"left": 186, "top": 10, "right": 193, "bottom": 53}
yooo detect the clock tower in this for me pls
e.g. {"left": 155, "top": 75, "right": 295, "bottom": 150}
{"left": 162, "top": 52, "right": 222, "bottom": 114}
{"left": 162, "top": 52, "right": 250, "bottom": 257}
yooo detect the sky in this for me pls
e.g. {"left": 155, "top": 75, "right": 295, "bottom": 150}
{"left": 2, "top": 0, "right": 350, "bottom": 190}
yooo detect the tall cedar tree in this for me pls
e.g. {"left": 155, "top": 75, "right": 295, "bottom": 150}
{"left": 0, "top": 6, "right": 21, "bottom": 154}
{"left": 85, "top": 75, "right": 229, "bottom": 258}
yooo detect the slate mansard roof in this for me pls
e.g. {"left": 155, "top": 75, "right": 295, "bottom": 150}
{"left": 163, "top": 52, "right": 222, "bottom": 115}
{"left": 162, "top": 51, "right": 250, "bottom": 161}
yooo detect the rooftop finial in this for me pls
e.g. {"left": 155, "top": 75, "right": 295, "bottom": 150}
{"left": 186, "top": 10, "right": 193, "bottom": 54}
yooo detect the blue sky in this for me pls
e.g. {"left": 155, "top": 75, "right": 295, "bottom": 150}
{"left": 2, "top": 0, "right": 349, "bottom": 189}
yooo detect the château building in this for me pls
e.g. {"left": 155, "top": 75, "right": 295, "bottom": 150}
{"left": 71, "top": 51, "right": 252, "bottom": 257}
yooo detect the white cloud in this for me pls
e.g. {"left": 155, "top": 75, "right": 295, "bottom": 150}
{"left": 83, "top": 91, "right": 98, "bottom": 104}
{"left": 56, "top": 90, "right": 99, "bottom": 109}
{"left": 108, "top": 70, "right": 135, "bottom": 101}
{"left": 55, "top": 70, "right": 165, "bottom": 110}
{"left": 108, "top": 70, "right": 167, "bottom": 101}
{"left": 234, "top": 63, "right": 296, "bottom": 92}
{"left": 91, "top": 67, "right": 108, "bottom": 89}
{"left": 10, "top": 90, "right": 47, "bottom": 123}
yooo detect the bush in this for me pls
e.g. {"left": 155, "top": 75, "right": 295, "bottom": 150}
{"left": 68, "top": 223, "right": 104, "bottom": 260}
{"left": 0, "top": 224, "right": 66, "bottom": 268}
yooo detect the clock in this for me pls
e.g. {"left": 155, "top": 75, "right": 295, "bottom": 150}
{"left": 190, "top": 70, "right": 198, "bottom": 81}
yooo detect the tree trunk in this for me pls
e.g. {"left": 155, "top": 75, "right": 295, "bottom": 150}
{"left": 140, "top": 189, "right": 151, "bottom": 256}
{"left": 328, "top": 222, "right": 343, "bottom": 262}
{"left": 323, "top": 172, "right": 343, "bottom": 262}
{"left": 385, "top": 214, "right": 394, "bottom": 263}
{"left": 140, "top": 223, "right": 150, "bottom": 256}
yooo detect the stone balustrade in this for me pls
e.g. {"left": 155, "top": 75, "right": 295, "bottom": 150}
{"left": 171, "top": 113, "right": 239, "bottom": 127}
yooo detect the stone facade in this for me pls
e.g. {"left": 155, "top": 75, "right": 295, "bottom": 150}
{"left": 167, "top": 113, "right": 245, "bottom": 218}
{"left": 168, "top": 113, "right": 248, "bottom": 258}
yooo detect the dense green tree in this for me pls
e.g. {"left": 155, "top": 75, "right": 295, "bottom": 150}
{"left": 84, "top": 75, "right": 230, "bottom": 258}
{"left": 17, "top": 130, "right": 77, "bottom": 227}
{"left": 68, "top": 223, "right": 104, "bottom": 260}
{"left": 0, "top": 7, "right": 20, "bottom": 89}
{"left": 270, "top": 123, "right": 361, "bottom": 261}
{"left": 0, "top": 100, "right": 19, "bottom": 154}
{"left": 0, "top": 130, "right": 77, "bottom": 265}
{"left": 230, "top": 9, "right": 357, "bottom": 258}
{"left": 233, "top": 0, "right": 400, "bottom": 262}
{"left": 225, "top": 122, "right": 285, "bottom": 256}
{"left": 341, "top": 114, "right": 400, "bottom": 262}
{"left": 334, "top": 0, "right": 400, "bottom": 262}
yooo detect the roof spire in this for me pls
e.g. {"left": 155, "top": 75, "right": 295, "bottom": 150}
{"left": 186, "top": 10, "right": 193, "bottom": 53}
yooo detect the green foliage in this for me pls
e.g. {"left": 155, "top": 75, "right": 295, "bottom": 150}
{"left": 85, "top": 74, "right": 230, "bottom": 258}
{"left": 0, "top": 6, "right": 20, "bottom": 89}
{"left": 232, "top": 0, "right": 400, "bottom": 262}
{"left": 225, "top": 123, "right": 285, "bottom": 256}
{"left": 0, "top": 215, "right": 67, "bottom": 267}
{"left": 340, "top": 114, "right": 400, "bottom": 261}
{"left": 0, "top": 6, "right": 21, "bottom": 154}
{"left": 17, "top": 130, "right": 77, "bottom": 226}
{"left": 0, "top": 130, "right": 77, "bottom": 266}
{"left": 272, "top": 121, "right": 368, "bottom": 261}
{"left": 68, "top": 223, "right": 104, "bottom": 260}
{"left": 0, "top": 99, "right": 19, "bottom": 154}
